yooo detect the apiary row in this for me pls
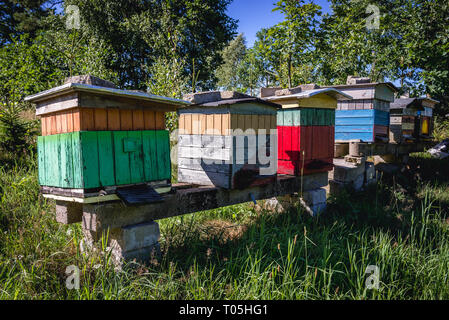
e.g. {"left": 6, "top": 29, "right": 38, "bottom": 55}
{"left": 26, "top": 76, "right": 437, "bottom": 201}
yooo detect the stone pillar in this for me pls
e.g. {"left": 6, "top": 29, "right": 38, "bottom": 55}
{"left": 328, "top": 157, "right": 366, "bottom": 193}
{"left": 55, "top": 201, "right": 83, "bottom": 224}
{"left": 300, "top": 187, "right": 327, "bottom": 216}
{"left": 82, "top": 207, "right": 161, "bottom": 265}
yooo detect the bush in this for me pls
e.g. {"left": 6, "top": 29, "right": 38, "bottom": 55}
{"left": 432, "top": 117, "right": 449, "bottom": 142}
{"left": 0, "top": 105, "right": 39, "bottom": 163}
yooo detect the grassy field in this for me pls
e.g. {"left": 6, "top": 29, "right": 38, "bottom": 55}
{"left": 0, "top": 152, "right": 448, "bottom": 299}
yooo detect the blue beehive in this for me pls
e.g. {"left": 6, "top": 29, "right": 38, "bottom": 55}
{"left": 325, "top": 77, "right": 398, "bottom": 143}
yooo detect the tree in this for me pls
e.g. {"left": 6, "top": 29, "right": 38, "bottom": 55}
{"left": 265, "top": 0, "right": 321, "bottom": 87}
{"left": 216, "top": 34, "right": 247, "bottom": 91}
{"left": 67, "top": 0, "right": 237, "bottom": 90}
{"left": 0, "top": 0, "right": 59, "bottom": 45}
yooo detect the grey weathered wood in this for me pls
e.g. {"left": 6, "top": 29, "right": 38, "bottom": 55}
{"left": 82, "top": 172, "right": 329, "bottom": 231}
{"left": 178, "top": 168, "right": 231, "bottom": 189}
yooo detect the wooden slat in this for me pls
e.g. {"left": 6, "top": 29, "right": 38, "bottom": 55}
{"left": 200, "top": 114, "right": 207, "bottom": 135}
{"left": 156, "top": 130, "right": 171, "bottom": 180}
{"left": 80, "top": 108, "right": 95, "bottom": 131}
{"left": 120, "top": 109, "right": 133, "bottom": 130}
{"left": 214, "top": 114, "right": 222, "bottom": 136}
{"left": 67, "top": 109, "right": 74, "bottom": 133}
{"left": 94, "top": 108, "right": 108, "bottom": 130}
{"left": 155, "top": 111, "right": 165, "bottom": 130}
{"left": 80, "top": 131, "right": 100, "bottom": 188}
{"left": 132, "top": 109, "right": 145, "bottom": 130}
{"left": 113, "top": 131, "right": 131, "bottom": 185}
{"left": 206, "top": 114, "right": 214, "bottom": 135}
{"left": 192, "top": 113, "right": 200, "bottom": 135}
{"left": 144, "top": 110, "right": 156, "bottom": 130}
{"left": 72, "top": 109, "right": 81, "bottom": 132}
{"left": 142, "top": 130, "right": 158, "bottom": 181}
{"left": 107, "top": 108, "right": 121, "bottom": 130}
{"left": 128, "top": 131, "right": 144, "bottom": 183}
{"left": 41, "top": 116, "right": 47, "bottom": 136}
{"left": 178, "top": 114, "right": 185, "bottom": 134}
{"left": 97, "top": 131, "right": 115, "bottom": 186}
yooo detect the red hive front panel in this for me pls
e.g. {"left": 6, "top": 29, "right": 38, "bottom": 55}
{"left": 277, "top": 125, "right": 334, "bottom": 176}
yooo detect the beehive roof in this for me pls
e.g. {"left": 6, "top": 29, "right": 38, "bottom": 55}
{"left": 390, "top": 97, "right": 439, "bottom": 110}
{"left": 182, "top": 91, "right": 281, "bottom": 109}
{"left": 263, "top": 87, "right": 352, "bottom": 101}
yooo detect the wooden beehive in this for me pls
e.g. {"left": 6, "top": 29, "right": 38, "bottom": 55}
{"left": 177, "top": 91, "right": 280, "bottom": 189}
{"left": 25, "top": 75, "right": 189, "bottom": 199}
{"left": 389, "top": 97, "right": 424, "bottom": 143}
{"left": 418, "top": 98, "right": 438, "bottom": 140}
{"left": 262, "top": 86, "right": 351, "bottom": 175}
{"left": 324, "top": 78, "right": 398, "bottom": 142}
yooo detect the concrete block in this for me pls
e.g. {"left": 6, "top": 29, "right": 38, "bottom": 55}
{"left": 352, "top": 173, "right": 364, "bottom": 191}
{"left": 56, "top": 201, "right": 82, "bottom": 224}
{"left": 335, "top": 143, "right": 349, "bottom": 158}
{"left": 301, "top": 188, "right": 326, "bottom": 205}
{"left": 81, "top": 221, "right": 161, "bottom": 265}
{"left": 329, "top": 158, "right": 366, "bottom": 182}
{"left": 299, "top": 198, "right": 326, "bottom": 217}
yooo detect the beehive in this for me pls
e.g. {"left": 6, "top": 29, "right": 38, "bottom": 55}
{"left": 177, "top": 91, "right": 280, "bottom": 189}
{"left": 418, "top": 98, "right": 438, "bottom": 140}
{"left": 25, "top": 75, "right": 189, "bottom": 198}
{"left": 389, "top": 97, "right": 424, "bottom": 143}
{"left": 324, "top": 77, "right": 397, "bottom": 142}
{"left": 262, "top": 85, "right": 351, "bottom": 175}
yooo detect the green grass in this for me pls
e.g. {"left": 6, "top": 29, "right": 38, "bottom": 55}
{"left": 0, "top": 152, "right": 449, "bottom": 299}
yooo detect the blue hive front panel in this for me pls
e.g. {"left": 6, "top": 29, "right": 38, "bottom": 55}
{"left": 335, "top": 109, "right": 389, "bottom": 142}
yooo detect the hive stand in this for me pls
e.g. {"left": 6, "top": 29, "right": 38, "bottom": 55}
{"left": 56, "top": 172, "right": 329, "bottom": 264}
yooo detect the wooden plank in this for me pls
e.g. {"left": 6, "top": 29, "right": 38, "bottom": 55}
{"left": 72, "top": 109, "right": 81, "bottom": 132}
{"left": 206, "top": 114, "right": 214, "bottom": 134}
{"left": 191, "top": 113, "right": 200, "bottom": 135}
{"left": 71, "top": 131, "right": 83, "bottom": 188}
{"left": 142, "top": 130, "right": 157, "bottom": 181}
{"left": 97, "top": 131, "right": 115, "bottom": 186}
{"left": 237, "top": 114, "right": 245, "bottom": 131}
{"left": 156, "top": 130, "right": 171, "bottom": 180}
{"left": 178, "top": 168, "right": 230, "bottom": 189}
{"left": 155, "top": 111, "right": 165, "bottom": 130}
{"left": 185, "top": 114, "right": 192, "bottom": 135}
{"left": 144, "top": 110, "right": 156, "bottom": 130}
{"left": 113, "top": 131, "right": 131, "bottom": 185}
{"left": 37, "top": 136, "right": 46, "bottom": 185}
{"left": 178, "top": 157, "right": 231, "bottom": 174}
{"left": 80, "top": 108, "right": 95, "bottom": 131}
{"left": 127, "top": 131, "right": 144, "bottom": 184}
{"left": 94, "top": 108, "right": 108, "bottom": 130}
{"left": 82, "top": 172, "right": 330, "bottom": 231}
{"left": 67, "top": 109, "right": 74, "bottom": 133}
{"left": 214, "top": 114, "right": 222, "bottom": 135}
{"left": 178, "top": 114, "right": 185, "bottom": 134}
{"left": 45, "top": 134, "right": 60, "bottom": 186}
{"left": 132, "top": 109, "right": 144, "bottom": 130}
{"left": 107, "top": 108, "right": 121, "bottom": 130}
{"left": 59, "top": 133, "right": 73, "bottom": 188}
{"left": 41, "top": 116, "right": 47, "bottom": 136}
{"left": 55, "top": 112, "right": 62, "bottom": 134}
{"left": 222, "top": 113, "right": 230, "bottom": 136}
{"left": 120, "top": 109, "right": 133, "bottom": 130}
{"left": 301, "top": 126, "right": 313, "bottom": 160}
{"left": 80, "top": 131, "right": 100, "bottom": 189}
{"left": 200, "top": 114, "right": 207, "bottom": 135}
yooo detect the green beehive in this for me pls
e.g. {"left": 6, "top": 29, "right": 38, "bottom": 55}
{"left": 25, "top": 75, "right": 190, "bottom": 200}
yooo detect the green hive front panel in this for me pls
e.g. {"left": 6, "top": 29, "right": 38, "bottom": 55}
{"left": 276, "top": 108, "right": 335, "bottom": 126}
{"left": 37, "top": 130, "right": 171, "bottom": 189}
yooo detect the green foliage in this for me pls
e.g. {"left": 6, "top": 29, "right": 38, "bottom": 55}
{"left": 432, "top": 117, "right": 449, "bottom": 142}
{"left": 1, "top": 154, "right": 449, "bottom": 299}
{"left": 216, "top": 34, "right": 247, "bottom": 91}
{"left": 67, "top": 0, "right": 237, "bottom": 90}
{"left": 0, "top": 105, "right": 39, "bottom": 159}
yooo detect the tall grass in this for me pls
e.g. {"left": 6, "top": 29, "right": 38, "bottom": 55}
{"left": 0, "top": 153, "right": 448, "bottom": 299}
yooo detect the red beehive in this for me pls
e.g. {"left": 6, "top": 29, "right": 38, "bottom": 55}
{"left": 262, "top": 85, "right": 351, "bottom": 176}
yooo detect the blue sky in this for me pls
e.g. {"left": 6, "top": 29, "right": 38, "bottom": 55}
{"left": 226, "top": 0, "right": 332, "bottom": 47}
